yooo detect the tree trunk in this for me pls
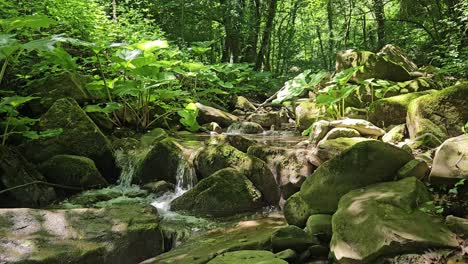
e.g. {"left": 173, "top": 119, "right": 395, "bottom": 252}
{"left": 326, "top": 0, "right": 334, "bottom": 70}
{"left": 373, "top": 0, "right": 385, "bottom": 50}
{"left": 255, "top": 0, "right": 278, "bottom": 70}
{"left": 112, "top": 0, "right": 118, "bottom": 21}
{"left": 316, "top": 26, "right": 327, "bottom": 69}
{"left": 243, "top": 0, "right": 261, "bottom": 63}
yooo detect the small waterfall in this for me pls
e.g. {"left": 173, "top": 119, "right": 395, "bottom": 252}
{"left": 114, "top": 148, "right": 147, "bottom": 187}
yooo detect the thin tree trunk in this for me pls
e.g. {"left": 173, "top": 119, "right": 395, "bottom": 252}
{"left": 373, "top": 0, "right": 385, "bottom": 50}
{"left": 255, "top": 0, "right": 278, "bottom": 70}
{"left": 326, "top": 0, "right": 334, "bottom": 70}
{"left": 112, "top": 0, "right": 118, "bottom": 21}
{"left": 316, "top": 26, "right": 327, "bottom": 69}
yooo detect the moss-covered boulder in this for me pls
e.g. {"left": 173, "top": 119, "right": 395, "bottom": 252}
{"left": 0, "top": 205, "right": 163, "bottom": 264}
{"left": 207, "top": 134, "right": 257, "bottom": 153}
{"left": 322, "top": 127, "right": 361, "bottom": 141}
{"left": 407, "top": 83, "right": 468, "bottom": 147}
{"left": 247, "top": 111, "right": 288, "bottom": 129}
{"left": 0, "top": 146, "right": 56, "bottom": 207}
{"left": 284, "top": 141, "right": 413, "bottom": 226}
{"left": 135, "top": 138, "right": 194, "bottom": 186}
{"left": 314, "top": 137, "right": 370, "bottom": 163}
{"left": 196, "top": 102, "right": 239, "bottom": 127}
{"left": 248, "top": 145, "right": 316, "bottom": 199}
{"left": 59, "top": 186, "right": 148, "bottom": 208}
{"left": 142, "top": 215, "right": 286, "bottom": 264}
{"left": 369, "top": 90, "right": 435, "bottom": 127}
{"left": 207, "top": 250, "right": 288, "bottom": 264}
{"left": 227, "top": 122, "right": 264, "bottom": 134}
{"left": 331, "top": 177, "right": 458, "bottom": 263}
{"left": 336, "top": 49, "right": 411, "bottom": 82}
{"left": 430, "top": 135, "right": 468, "bottom": 186}
{"left": 397, "top": 159, "right": 429, "bottom": 180}
{"left": 446, "top": 215, "right": 468, "bottom": 238}
{"left": 142, "top": 181, "right": 175, "bottom": 195}
{"left": 195, "top": 144, "right": 280, "bottom": 205}
{"left": 271, "top": 225, "right": 317, "bottom": 253}
{"left": 295, "top": 101, "right": 323, "bottom": 132}
{"left": 171, "top": 168, "right": 263, "bottom": 217}
{"left": 377, "top": 44, "right": 418, "bottom": 72}
{"left": 20, "top": 98, "right": 117, "bottom": 182}
{"left": 27, "top": 73, "right": 92, "bottom": 115}
{"left": 39, "top": 155, "right": 108, "bottom": 193}
{"left": 305, "top": 214, "right": 332, "bottom": 242}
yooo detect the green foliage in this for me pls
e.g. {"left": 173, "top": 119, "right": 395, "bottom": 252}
{"left": 425, "top": 179, "right": 467, "bottom": 216}
{"left": 273, "top": 70, "right": 328, "bottom": 104}
{"left": 178, "top": 103, "right": 200, "bottom": 132}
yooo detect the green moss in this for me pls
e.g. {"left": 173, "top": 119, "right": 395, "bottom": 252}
{"left": 207, "top": 250, "right": 288, "bottom": 264}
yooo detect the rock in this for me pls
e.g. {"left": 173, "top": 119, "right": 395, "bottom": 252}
{"left": 377, "top": 44, "right": 418, "bottom": 72}
{"left": 171, "top": 168, "right": 263, "bottom": 217}
{"left": 247, "top": 111, "right": 288, "bottom": 129}
{"left": 295, "top": 101, "right": 322, "bottom": 132}
{"left": 87, "top": 111, "right": 115, "bottom": 132}
{"left": 305, "top": 214, "right": 332, "bottom": 242}
{"left": 60, "top": 186, "right": 148, "bottom": 208}
{"left": 39, "top": 155, "right": 108, "bottom": 190}
{"left": 382, "top": 124, "right": 407, "bottom": 143}
{"left": 430, "top": 135, "right": 468, "bottom": 186}
{"left": 27, "top": 73, "right": 92, "bottom": 115}
{"left": 143, "top": 215, "right": 286, "bottom": 264}
{"left": 331, "top": 177, "right": 458, "bottom": 263}
{"left": 112, "top": 137, "right": 140, "bottom": 152}
{"left": 195, "top": 144, "right": 280, "bottom": 205}
{"left": 275, "top": 249, "right": 298, "bottom": 262}
{"left": 314, "top": 137, "right": 370, "bottom": 163}
{"left": 135, "top": 138, "right": 194, "bottom": 186}
{"left": 322, "top": 127, "right": 360, "bottom": 141}
{"left": 202, "top": 122, "right": 223, "bottom": 134}
{"left": 397, "top": 159, "right": 429, "bottom": 180}
{"left": 20, "top": 98, "right": 117, "bottom": 182}
{"left": 446, "top": 215, "right": 468, "bottom": 238}
{"left": 140, "top": 128, "right": 169, "bottom": 146}
{"left": 248, "top": 145, "right": 316, "bottom": 199}
{"left": 207, "top": 134, "right": 257, "bottom": 153}
{"left": 0, "top": 146, "right": 56, "bottom": 207}
{"left": 142, "top": 181, "right": 175, "bottom": 195}
{"left": 298, "top": 245, "right": 330, "bottom": 262}
{"left": 207, "top": 250, "right": 288, "bottom": 264}
{"left": 235, "top": 96, "right": 257, "bottom": 111}
{"left": 227, "top": 122, "right": 264, "bottom": 134}
{"left": 196, "top": 102, "right": 239, "bottom": 127}
{"left": 271, "top": 225, "right": 317, "bottom": 253}
{"left": 284, "top": 140, "right": 413, "bottom": 226}
{"left": 0, "top": 205, "right": 163, "bottom": 264}
{"left": 407, "top": 83, "right": 468, "bottom": 147}
{"left": 309, "top": 120, "right": 331, "bottom": 144}
{"left": 388, "top": 77, "right": 441, "bottom": 94}
{"left": 369, "top": 90, "right": 435, "bottom": 128}
{"left": 330, "top": 118, "right": 385, "bottom": 137}
{"left": 335, "top": 49, "right": 411, "bottom": 82}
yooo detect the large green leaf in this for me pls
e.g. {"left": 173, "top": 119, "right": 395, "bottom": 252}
{"left": 84, "top": 102, "right": 122, "bottom": 114}
{"left": 0, "top": 15, "right": 57, "bottom": 32}
{"left": 1, "top": 96, "right": 39, "bottom": 107}
{"left": 134, "top": 40, "right": 168, "bottom": 52}
{"left": 273, "top": 70, "right": 329, "bottom": 104}
{"left": 178, "top": 103, "right": 200, "bottom": 132}
{"left": 0, "top": 34, "right": 20, "bottom": 59}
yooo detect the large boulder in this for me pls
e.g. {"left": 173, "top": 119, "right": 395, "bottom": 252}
{"left": 271, "top": 225, "right": 317, "bottom": 253}
{"left": 377, "top": 44, "right": 418, "bottom": 72}
{"left": 248, "top": 145, "right": 316, "bottom": 199}
{"left": 171, "top": 168, "right": 263, "bottom": 217}
{"left": 0, "top": 146, "right": 56, "bottom": 207}
{"left": 195, "top": 144, "right": 280, "bottom": 205}
{"left": 295, "top": 101, "right": 322, "bottom": 132}
{"left": 369, "top": 90, "right": 435, "bottom": 128}
{"left": 407, "top": 83, "right": 468, "bottom": 147}
{"left": 135, "top": 138, "right": 194, "bottom": 186}
{"left": 335, "top": 49, "right": 411, "bottom": 82}
{"left": 314, "top": 137, "right": 370, "bottom": 163}
{"left": 208, "top": 250, "right": 288, "bottom": 264}
{"left": 20, "top": 98, "right": 117, "bottom": 182}
{"left": 331, "top": 177, "right": 458, "bottom": 263}
{"left": 329, "top": 119, "right": 385, "bottom": 137}
{"left": 196, "top": 102, "right": 239, "bottom": 127}
{"left": 284, "top": 141, "right": 413, "bottom": 226}
{"left": 227, "top": 122, "right": 264, "bottom": 134}
{"left": 430, "top": 135, "right": 468, "bottom": 186}
{"left": 305, "top": 214, "right": 333, "bottom": 242}
{"left": 39, "top": 155, "right": 108, "bottom": 191}
{"left": 0, "top": 205, "right": 163, "bottom": 264}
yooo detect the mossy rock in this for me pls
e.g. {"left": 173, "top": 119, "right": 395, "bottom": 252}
{"left": 60, "top": 186, "right": 148, "bottom": 208}
{"left": 271, "top": 225, "right": 318, "bottom": 253}
{"left": 171, "top": 168, "right": 263, "bottom": 217}
{"left": 135, "top": 138, "right": 194, "bottom": 186}
{"left": 235, "top": 96, "right": 257, "bottom": 111}
{"left": 369, "top": 90, "right": 435, "bottom": 128}
{"left": 195, "top": 144, "right": 280, "bottom": 205}
{"left": 322, "top": 127, "right": 361, "bottom": 141}
{"left": 331, "top": 177, "right": 458, "bottom": 263}
{"left": 305, "top": 214, "right": 333, "bottom": 242}
{"left": 382, "top": 124, "right": 407, "bottom": 143}
{"left": 196, "top": 102, "right": 239, "bottom": 127}
{"left": 445, "top": 215, "right": 468, "bottom": 238}
{"left": 429, "top": 135, "right": 468, "bottom": 186}
{"left": 142, "top": 181, "right": 175, "bottom": 195}
{"left": 377, "top": 44, "right": 418, "bottom": 72}
{"left": 0, "top": 205, "right": 163, "bottom": 264}
{"left": 207, "top": 250, "right": 288, "bottom": 264}
{"left": 314, "top": 137, "right": 371, "bottom": 163}
{"left": 284, "top": 140, "right": 413, "bottom": 227}
{"left": 142, "top": 214, "right": 286, "bottom": 264}
{"left": 20, "top": 98, "right": 117, "bottom": 182}
{"left": 39, "top": 155, "right": 108, "bottom": 190}
{"left": 0, "top": 146, "right": 56, "bottom": 207}
{"left": 247, "top": 111, "right": 288, "bottom": 129}
{"left": 407, "top": 82, "right": 468, "bottom": 147}
{"left": 227, "top": 122, "right": 264, "bottom": 134}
